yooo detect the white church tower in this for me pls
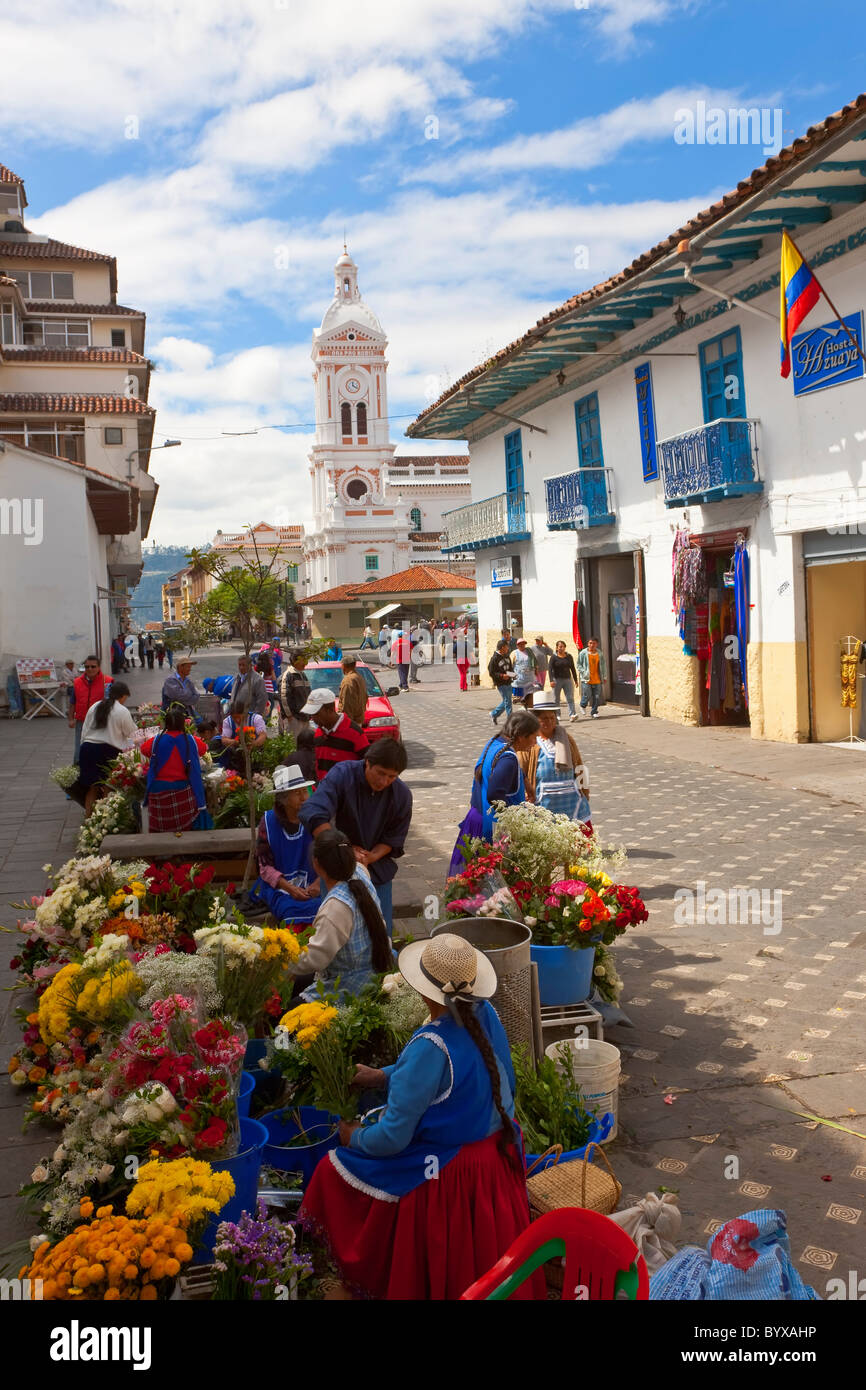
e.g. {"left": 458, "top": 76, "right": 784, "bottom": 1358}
{"left": 303, "top": 249, "right": 410, "bottom": 594}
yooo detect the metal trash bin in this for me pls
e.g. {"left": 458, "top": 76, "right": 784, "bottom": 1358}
{"left": 432, "top": 918, "right": 535, "bottom": 1060}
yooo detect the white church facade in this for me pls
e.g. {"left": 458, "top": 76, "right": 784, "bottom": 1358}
{"left": 302, "top": 250, "right": 470, "bottom": 600}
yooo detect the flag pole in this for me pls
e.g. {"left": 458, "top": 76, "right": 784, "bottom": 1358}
{"left": 785, "top": 232, "right": 866, "bottom": 368}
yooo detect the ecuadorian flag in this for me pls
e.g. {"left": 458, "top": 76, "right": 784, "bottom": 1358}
{"left": 780, "top": 231, "right": 821, "bottom": 377}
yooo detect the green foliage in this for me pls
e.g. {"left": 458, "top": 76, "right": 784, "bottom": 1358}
{"left": 512, "top": 1045, "right": 595, "bottom": 1154}
{"left": 213, "top": 786, "right": 274, "bottom": 829}
{"left": 251, "top": 732, "right": 296, "bottom": 773}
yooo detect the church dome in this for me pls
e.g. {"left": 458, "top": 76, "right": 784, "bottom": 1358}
{"left": 317, "top": 247, "right": 384, "bottom": 337}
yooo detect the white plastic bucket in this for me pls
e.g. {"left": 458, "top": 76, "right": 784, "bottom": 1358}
{"left": 545, "top": 1038, "right": 621, "bottom": 1142}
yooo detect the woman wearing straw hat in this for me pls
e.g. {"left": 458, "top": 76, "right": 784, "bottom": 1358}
{"left": 250, "top": 764, "right": 322, "bottom": 928}
{"left": 298, "top": 933, "right": 544, "bottom": 1300}
{"left": 515, "top": 695, "right": 592, "bottom": 829}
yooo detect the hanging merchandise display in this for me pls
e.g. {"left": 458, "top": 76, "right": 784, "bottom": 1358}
{"left": 733, "top": 539, "right": 750, "bottom": 708}
{"left": 671, "top": 530, "right": 749, "bottom": 727}
{"left": 840, "top": 636, "right": 862, "bottom": 709}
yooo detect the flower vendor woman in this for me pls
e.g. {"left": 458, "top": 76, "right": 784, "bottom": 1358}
{"left": 299, "top": 934, "right": 544, "bottom": 1300}
{"left": 449, "top": 710, "right": 539, "bottom": 873}
{"left": 250, "top": 764, "right": 322, "bottom": 928}
{"left": 515, "top": 695, "right": 591, "bottom": 827}
{"left": 140, "top": 706, "right": 208, "bottom": 833}
{"left": 283, "top": 827, "right": 392, "bottom": 999}
{"left": 78, "top": 681, "right": 137, "bottom": 815}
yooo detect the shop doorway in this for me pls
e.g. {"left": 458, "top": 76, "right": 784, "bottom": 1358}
{"left": 608, "top": 591, "right": 637, "bottom": 703}
{"left": 585, "top": 552, "right": 639, "bottom": 708}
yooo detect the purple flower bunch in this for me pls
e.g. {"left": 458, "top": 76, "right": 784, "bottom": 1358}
{"left": 212, "top": 1199, "right": 313, "bottom": 1300}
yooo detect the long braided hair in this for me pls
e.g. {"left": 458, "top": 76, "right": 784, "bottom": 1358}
{"left": 312, "top": 829, "right": 392, "bottom": 973}
{"left": 454, "top": 998, "right": 521, "bottom": 1171}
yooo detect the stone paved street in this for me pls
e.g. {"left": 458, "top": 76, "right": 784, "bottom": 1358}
{"left": 2, "top": 649, "right": 866, "bottom": 1290}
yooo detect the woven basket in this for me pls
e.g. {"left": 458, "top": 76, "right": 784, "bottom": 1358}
{"left": 526, "top": 1143, "right": 622, "bottom": 1296}
{"left": 526, "top": 1142, "right": 621, "bottom": 1218}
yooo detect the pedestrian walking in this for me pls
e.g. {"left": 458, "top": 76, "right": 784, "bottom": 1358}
{"left": 68, "top": 655, "right": 110, "bottom": 762}
{"left": 549, "top": 640, "right": 579, "bottom": 720}
{"left": 301, "top": 689, "right": 368, "bottom": 783}
{"left": 450, "top": 710, "right": 540, "bottom": 870}
{"left": 488, "top": 639, "right": 514, "bottom": 725}
{"left": 299, "top": 737, "right": 412, "bottom": 936}
{"left": 271, "top": 639, "right": 283, "bottom": 683}
{"left": 408, "top": 629, "right": 426, "bottom": 685}
{"left": 146, "top": 633, "right": 155, "bottom": 670}
{"left": 359, "top": 623, "right": 376, "bottom": 651}
{"left": 530, "top": 636, "right": 554, "bottom": 690}
{"left": 456, "top": 628, "right": 471, "bottom": 692}
{"left": 516, "top": 696, "right": 591, "bottom": 827}
{"left": 166, "top": 642, "right": 173, "bottom": 669}
{"left": 255, "top": 649, "right": 278, "bottom": 720}
{"left": 155, "top": 640, "right": 165, "bottom": 670}
{"left": 278, "top": 649, "right": 312, "bottom": 738}
{"left": 137, "top": 632, "right": 145, "bottom": 668}
{"left": 577, "top": 637, "right": 606, "bottom": 718}
{"left": 338, "top": 656, "right": 368, "bottom": 726}
{"left": 391, "top": 627, "right": 412, "bottom": 691}
{"left": 510, "top": 637, "right": 536, "bottom": 709}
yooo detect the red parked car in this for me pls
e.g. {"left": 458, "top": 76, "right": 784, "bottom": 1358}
{"left": 304, "top": 661, "right": 402, "bottom": 744}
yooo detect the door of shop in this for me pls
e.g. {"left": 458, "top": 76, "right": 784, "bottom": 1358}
{"left": 608, "top": 590, "right": 637, "bottom": 703}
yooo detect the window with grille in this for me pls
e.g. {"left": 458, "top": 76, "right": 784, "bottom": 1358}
{"left": 104, "top": 427, "right": 123, "bottom": 445}
{"left": 341, "top": 402, "right": 352, "bottom": 438}
{"left": 365, "top": 554, "right": 379, "bottom": 571}
{"left": 111, "top": 328, "right": 126, "bottom": 347}
{"left": 409, "top": 507, "right": 422, "bottom": 530}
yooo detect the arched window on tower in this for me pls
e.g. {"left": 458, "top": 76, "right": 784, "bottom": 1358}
{"left": 343, "top": 277, "right": 350, "bottom": 296}
{"left": 357, "top": 402, "right": 367, "bottom": 441}
{"left": 341, "top": 402, "right": 352, "bottom": 440}
{"left": 410, "top": 507, "right": 422, "bottom": 531}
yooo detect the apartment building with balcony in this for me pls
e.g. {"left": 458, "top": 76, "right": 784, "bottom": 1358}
{"left": 0, "top": 162, "right": 158, "bottom": 680}
{"left": 409, "top": 94, "right": 866, "bottom": 744}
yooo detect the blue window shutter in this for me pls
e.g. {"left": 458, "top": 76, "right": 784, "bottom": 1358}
{"left": 504, "top": 428, "right": 524, "bottom": 496}
{"left": 699, "top": 326, "right": 746, "bottom": 422}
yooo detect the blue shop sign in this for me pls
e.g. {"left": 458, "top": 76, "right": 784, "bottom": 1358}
{"left": 634, "top": 362, "right": 658, "bottom": 481}
{"left": 792, "top": 311, "right": 865, "bottom": 396}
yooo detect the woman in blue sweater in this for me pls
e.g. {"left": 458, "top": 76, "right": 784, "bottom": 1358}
{"left": 448, "top": 709, "right": 540, "bottom": 872}
{"left": 299, "top": 933, "right": 543, "bottom": 1300}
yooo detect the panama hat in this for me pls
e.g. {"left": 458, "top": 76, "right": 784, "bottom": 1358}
{"left": 273, "top": 764, "right": 315, "bottom": 793}
{"left": 398, "top": 933, "right": 497, "bottom": 1006}
{"left": 532, "top": 695, "right": 560, "bottom": 714}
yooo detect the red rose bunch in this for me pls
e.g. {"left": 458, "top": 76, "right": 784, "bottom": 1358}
{"left": 613, "top": 885, "right": 648, "bottom": 930}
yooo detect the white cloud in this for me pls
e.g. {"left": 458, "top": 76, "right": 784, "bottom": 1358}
{"left": 592, "top": 0, "right": 698, "bottom": 53}
{"left": 406, "top": 86, "right": 740, "bottom": 182}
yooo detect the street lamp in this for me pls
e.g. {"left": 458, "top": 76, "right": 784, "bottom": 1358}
{"left": 125, "top": 438, "right": 182, "bottom": 481}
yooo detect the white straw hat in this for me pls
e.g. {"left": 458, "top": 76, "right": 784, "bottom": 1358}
{"left": 273, "top": 764, "right": 315, "bottom": 793}
{"left": 398, "top": 933, "right": 496, "bottom": 1006}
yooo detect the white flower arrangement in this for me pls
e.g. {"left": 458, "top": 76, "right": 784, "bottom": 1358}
{"left": 135, "top": 950, "right": 221, "bottom": 1014}
{"left": 76, "top": 791, "right": 136, "bottom": 854}
{"left": 120, "top": 1083, "right": 177, "bottom": 1125}
{"left": 82, "top": 932, "right": 132, "bottom": 971}
{"left": 49, "top": 764, "right": 80, "bottom": 790}
{"left": 194, "top": 923, "right": 264, "bottom": 968}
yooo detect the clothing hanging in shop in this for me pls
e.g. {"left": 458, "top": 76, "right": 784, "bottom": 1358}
{"left": 841, "top": 637, "right": 863, "bottom": 709}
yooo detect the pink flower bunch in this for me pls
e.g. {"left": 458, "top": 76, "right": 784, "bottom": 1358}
{"left": 550, "top": 879, "right": 587, "bottom": 898}
{"left": 149, "top": 994, "right": 196, "bottom": 1025}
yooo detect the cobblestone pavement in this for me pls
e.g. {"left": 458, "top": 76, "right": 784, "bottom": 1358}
{"left": 2, "top": 651, "right": 865, "bottom": 1289}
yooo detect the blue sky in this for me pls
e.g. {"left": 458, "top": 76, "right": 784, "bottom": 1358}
{"left": 2, "top": 0, "right": 864, "bottom": 544}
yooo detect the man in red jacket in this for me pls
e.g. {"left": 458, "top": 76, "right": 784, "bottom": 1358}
{"left": 68, "top": 656, "right": 110, "bottom": 762}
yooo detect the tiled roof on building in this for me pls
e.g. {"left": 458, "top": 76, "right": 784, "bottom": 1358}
{"left": 1, "top": 347, "right": 148, "bottom": 365}
{"left": 0, "top": 165, "right": 24, "bottom": 186}
{"left": 307, "top": 564, "right": 476, "bottom": 604}
{"left": 0, "top": 392, "right": 154, "bottom": 414}
{"left": 0, "top": 236, "right": 114, "bottom": 263}
{"left": 24, "top": 301, "right": 143, "bottom": 316}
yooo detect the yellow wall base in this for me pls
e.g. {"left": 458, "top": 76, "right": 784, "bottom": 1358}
{"left": 646, "top": 635, "right": 701, "bottom": 725}
{"left": 747, "top": 641, "right": 809, "bottom": 743}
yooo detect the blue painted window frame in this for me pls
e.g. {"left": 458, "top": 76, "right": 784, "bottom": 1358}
{"left": 575, "top": 392, "right": 604, "bottom": 469}
{"left": 699, "top": 326, "right": 747, "bottom": 422}
{"left": 409, "top": 507, "right": 422, "bottom": 531}
{"left": 504, "top": 428, "right": 524, "bottom": 497}
{"left": 365, "top": 554, "right": 379, "bottom": 572}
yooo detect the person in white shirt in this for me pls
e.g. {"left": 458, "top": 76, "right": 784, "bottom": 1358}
{"left": 219, "top": 701, "right": 268, "bottom": 772}
{"left": 78, "top": 681, "right": 137, "bottom": 815}
{"left": 378, "top": 623, "right": 392, "bottom": 668}
{"left": 359, "top": 623, "right": 376, "bottom": 651}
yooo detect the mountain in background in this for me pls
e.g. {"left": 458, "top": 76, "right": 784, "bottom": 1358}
{"left": 129, "top": 544, "right": 192, "bottom": 626}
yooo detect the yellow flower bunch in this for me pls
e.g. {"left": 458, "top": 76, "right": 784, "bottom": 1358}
{"left": 23, "top": 1199, "right": 194, "bottom": 1300}
{"left": 129, "top": 880, "right": 147, "bottom": 898}
{"left": 279, "top": 1001, "right": 338, "bottom": 1049}
{"left": 569, "top": 864, "right": 613, "bottom": 889}
{"left": 107, "top": 891, "right": 126, "bottom": 911}
{"left": 38, "top": 963, "right": 82, "bottom": 1045}
{"left": 260, "top": 927, "right": 304, "bottom": 964}
{"left": 126, "top": 1157, "right": 235, "bottom": 1228}
{"left": 73, "top": 962, "right": 141, "bottom": 1026}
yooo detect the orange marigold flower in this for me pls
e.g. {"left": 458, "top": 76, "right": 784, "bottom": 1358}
{"left": 103, "top": 1287, "right": 120, "bottom": 1301}
{"left": 140, "top": 1284, "right": 157, "bottom": 1300}
{"left": 79, "top": 1199, "right": 94, "bottom": 1218}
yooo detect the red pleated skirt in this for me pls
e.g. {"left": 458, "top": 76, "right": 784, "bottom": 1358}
{"left": 299, "top": 1132, "right": 546, "bottom": 1300}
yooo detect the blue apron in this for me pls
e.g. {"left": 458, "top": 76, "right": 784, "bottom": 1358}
{"left": 471, "top": 737, "right": 524, "bottom": 841}
{"left": 251, "top": 809, "right": 321, "bottom": 926}
{"left": 535, "top": 739, "right": 591, "bottom": 822}
{"left": 332, "top": 1002, "right": 515, "bottom": 1200}
{"left": 301, "top": 867, "right": 379, "bottom": 1001}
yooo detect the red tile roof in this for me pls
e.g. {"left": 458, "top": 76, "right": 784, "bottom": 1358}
{"left": 1, "top": 347, "right": 148, "bottom": 365}
{"left": 0, "top": 392, "right": 154, "bottom": 415}
{"left": 411, "top": 90, "right": 866, "bottom": 432}
{"left": 0, "top": 236, "right": 114, "bottom": 264}
{"left": 390, "top": 455, "right": 470, "bottom": 468}
{"left": 24, "top": 301, "right": 143, "bottom": 316}
{"left": 0, "top": 165, "right": 24, "bottom": 186}
{"left": 307, "top": 564, "right": 476, "bottom": 604}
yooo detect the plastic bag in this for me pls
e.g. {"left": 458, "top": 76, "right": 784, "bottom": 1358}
{"left": 650, "top": 1208, "right": 820, "bottom": 1300}
{"left": 608, "top": 1191, "right": 681, "bottom": 1274}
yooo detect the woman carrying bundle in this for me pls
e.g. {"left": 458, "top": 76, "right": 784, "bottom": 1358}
{"left": 299, "top": 933, "right": 544, "bottom": 1300}
{"left": 78, "top": 681, "right": 137, "bottom": 815}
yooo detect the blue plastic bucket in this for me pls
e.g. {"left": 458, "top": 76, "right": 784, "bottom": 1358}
{"left": 237, "top": 1071, "right": 255, "bottom": 1119}
{"left": 530, "top": 943, "right": 595, "bottom": 1006}
{"left": 244, "top": 1038, "right": 269, "bottom": 1069}
{"left": 524, "top": 1111, "right": 614, "bottom": 1171}
{"left": 262, "top": 1105, "right": 339, "bottom": 1188}
{"left": 194, "top": 1116, "right": 268, "bottom": 1261}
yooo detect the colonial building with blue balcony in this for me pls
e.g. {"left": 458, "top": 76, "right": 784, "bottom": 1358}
{"left": 407, "top": 93, "right": 866, "bottom": 745}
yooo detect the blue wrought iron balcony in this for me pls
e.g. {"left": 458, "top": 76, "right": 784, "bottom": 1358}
{"left": 544, "top": 467, "right": 615, "bottom": 530}
{"left": 441, "top": 491, "right": 530, "bottom": 552}
{"left": 659, "top": 417, "right": 762, "bottom": 508}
